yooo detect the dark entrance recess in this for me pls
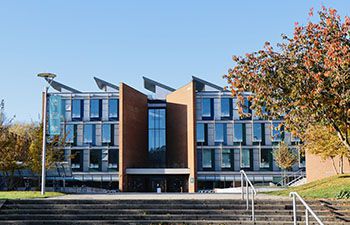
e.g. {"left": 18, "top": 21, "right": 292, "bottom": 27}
{"left": 127, "top": 175, "right": 188, "bottom": 192}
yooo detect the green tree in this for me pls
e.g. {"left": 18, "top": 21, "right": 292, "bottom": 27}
{"left": 224, "top": 7, "right": 350, "bottom": 152}
{"left": 28, "top": 124, "right": 65, "bottom": 187}
{"left": 274, "top": 142, "right": 298, "bottom": 186}
{"left": 303, "top": 125, "right": 349, "bottom": 174}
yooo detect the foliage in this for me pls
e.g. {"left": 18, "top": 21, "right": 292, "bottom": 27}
{"left": 28, "top": 124, "right": 65, "bottom": 175}
{"left": 0, "top": 191, "right": 63, "bottom": 200}
{"left": 266, "top": 174, "right": 350, "bottom": 199}
{"left": 224, "top": 7, "right": 350, "bottom": 152}
{"left": 303, "top": 124, "right": 349, "bottom": 174}
{"left": 273, "top": 142, "right": 298, "bottom": 170}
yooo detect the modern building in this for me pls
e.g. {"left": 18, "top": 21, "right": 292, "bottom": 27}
{"left": 43, "top": 76, "right": 305, "bottom": 193}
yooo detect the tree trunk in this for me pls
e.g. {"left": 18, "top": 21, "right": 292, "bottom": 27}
{"left": 339, "top": 156, "right": 344, "bottom": 174}
{"left": 331, "top": 157, "right": 339, "bottom": 175}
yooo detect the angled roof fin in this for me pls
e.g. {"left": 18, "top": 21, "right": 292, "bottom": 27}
{"left": 192, "top": 76, "right": 224, "bottom": 91}
{"left": 143, "top": 76, "right": 175, "bottom": 93}
{"left": 45, "top": 78, "right": 81, "bottom": 93}
{"left": 93, "top": 77, "right": 119, "bottom": 91}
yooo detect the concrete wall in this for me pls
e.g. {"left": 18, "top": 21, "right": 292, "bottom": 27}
{"left": 306, "top": 152, "right": 350, "bottom": 182}
{"left": 119, "top": 83, "right": 148, "bottom": 191}
{"left": 166, "top": 81, "right": 197, "bottom": 192}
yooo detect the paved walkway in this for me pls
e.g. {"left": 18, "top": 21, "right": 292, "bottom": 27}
{"left": 51, "top": 193, "right": 289, "bottom": 200}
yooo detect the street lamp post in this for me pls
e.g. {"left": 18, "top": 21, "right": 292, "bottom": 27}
{"left": 37, "top": 73, "right": 57, "bottom": 195}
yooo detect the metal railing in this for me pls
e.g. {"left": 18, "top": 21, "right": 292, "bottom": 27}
{"left": 289, "top": 192, "right": 324, "bottom": 225}
{"left": 277, "top": 169, "right": 305, "bottom": 187}
{"left": 240, "top": 170, "right": 257, "bottom": 221}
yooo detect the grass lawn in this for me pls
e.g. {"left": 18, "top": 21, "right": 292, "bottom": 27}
{"left": 0, "top": 191, "right": 64, "bottom": 200}
{"left": 265, "top": 174, "right": 350, "bottom": 199}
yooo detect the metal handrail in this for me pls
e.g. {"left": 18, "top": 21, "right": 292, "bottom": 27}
{"left": 278, "top": 169, "right": 305, "bottom": 186}
{"left": 240, "top": 170, "right": 257, "bottom": 221}
{"left": 289, "top": 192, "right": 324, "bottom": 225}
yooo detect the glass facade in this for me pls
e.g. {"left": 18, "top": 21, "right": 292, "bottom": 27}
{"left": 71, "top": 150, "right": 83, "bottom": 172}
{"left": 221, "top": 149, "right": 232, "bottom": 169}
{"left": 202, "top": 98, "right": 212, "bottom": 118}
{"left": 197, "top": 123, "right": 205, "bottom": 143}
{"left": 232, "top": 98, "right": 240, "bottom": 120}
{"left": 215, "top": 123, "right": 226, "bottom": 144}
{"left": 221, "top": 98, "right": 231, "bottom": 118}
{"left": 272, "top": 122, "right": 283, "bottom": 141}
{"left": 72, "top": 99, "right": 83, "bottom": 120}
{"left": 102, "top": 124, "right": 111, "bottom": 143}
{"left": 148, "top": 108, "right": 166, "bottom": 167}
{"left": 65, "top": 124, "right": 74, "bottom": 143}
{"left": 233, "top": 123, "right": 243, "bottom": 142}
{"left": 109, "top": 99, "right": 119, "bottom": 120}
{"left": 108, "top": 149, "right": 118, "bottom": 171}
{"left": 84, "top": 124, "right": 96, "bottom": 145}
{"left": 89, "top": 149, "right": 101, "bottom": 171}
{"left": 253, "top": 123, "right": 262, "bottom": 142}
{"left": 90, "top": 99, "right": 102, "bottom": 120}
{"left": 202, "top": 149, "right": 213, "bottom": 169}
{"left": 241, "top": 149, "right": 251, "bottom": 168}
{"left": 260, "top": 149, "right": 272, "bottom": 169}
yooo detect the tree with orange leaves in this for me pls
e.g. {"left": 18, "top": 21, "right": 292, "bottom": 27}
{"left": 225, "top": 7, "right": 350, "bottom": 153}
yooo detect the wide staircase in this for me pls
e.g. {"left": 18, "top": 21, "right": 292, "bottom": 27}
{"left": 0, "top": 199, "right": 349, "bottom": 224}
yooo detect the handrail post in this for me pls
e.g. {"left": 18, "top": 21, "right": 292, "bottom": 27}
{"left": 241, "top": 172, "right": 244, "bottom": 200}
{"left": 292, "top": 194, "right": 297, "bottom": 225}
{"left": 246, "top": 179, "right": 249, "bottom": 210}
{"left": 305, "top": 209, "right": 309, "bottom": 225}
{"left": 251, "top": 192, "right": 255, "bottom": 221}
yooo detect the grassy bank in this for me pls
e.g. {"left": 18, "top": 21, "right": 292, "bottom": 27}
{"left": 0, "top": 191, "right": 64, "bottom": 200}
{"left": 266, "top": 174, "right": 350, "bottom": 199}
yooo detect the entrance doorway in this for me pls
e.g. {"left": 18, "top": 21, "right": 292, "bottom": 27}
{"left": 127, "top": 175, "right": 188, "bottom": 192}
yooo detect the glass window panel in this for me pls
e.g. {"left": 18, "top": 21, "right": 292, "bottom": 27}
{"left": 202, "top": 149, "right": 212, "bottom": 168}
{"left": 241, "top": 149, "right": 250, "bottom": 168}
{"left": 272, "top": 122, "right": 282, "bottom": 141}
{"left": 197, "top": 123, "right": 205, "bottom": 142}
{"left": 202, "top": 98, "right": 211, "bottom": 117}
{"left": 89, "top": 149, "right": 101, "bottom": 171}
{"left": 232, "top": 98, "right": 240, "bottom": 119}
{"left": 159, "top": 109, "right": 166, "bottom": 129}
{"left": 84, "top": 124, "right": 93, "bottom": 143}
{"left": 72, "top": 99, "right": 82, "bottom": 119}
{"left": 71, "top": 150, "right": 82, "bottom": 171}
{"left": 215, "top": 123, "right": 224, "bottom": 142}
{"left": 260, "top": 149, "right": 271, "bottom": 168}
{"left": 222, "top": 149, "right": 231, "bottom": 169}
{"left": 148, "top": 109, "right": 155, "bottom": 129}
{"left": 90, "top": 99, "right": 100, "bottom": 119}
{"left": 221, "top": 98, "right": 230, "bottom": 117}
{"left": 233, "top": 123, "right": 243, "bottom": 142}
{"left": 65, "top": 124, "right": 74, "bottom": 143}
{"left": 109, "top": 99, "right": 119, "bottom": 119}
{"left": 253, "top": 123, "right": 262, "bottom": 142}
{"left": 108, "top": 149, "right": 118, "bottom": 170}
{"left": 102, "top": 124, "right": 111, "bottom": 143}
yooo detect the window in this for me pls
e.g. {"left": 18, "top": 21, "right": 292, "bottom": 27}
{"left": 241, "top": 149, "right": 251, "bottom": 168}
{"left": 202, "top": 98, "right": 213, "bottom": 119}
{"left": 202, "top": 149, "right": 213, "bottom": 169}
{"left": 71, "top": 150, "right": 83, "bottom": 172}
{"left": 243, "top": 98, "right": 251, "bottom": 114}
{"left": 232, "top": 98, "right": 240, "bottom": 120}
{"left": 221, "top": 98, "right": 231, "bottom": 119}
{"left": 233, "top": 123, "right": 243, "bottom": 142}
{"left": 109, "top": 99, "right": 119, "bottom": 120}
{"left": 260, "top": 149, "right": 272, "bottom": 169}
{"left": 102, "top": 124, "right": 111, "bottom": 143}
{"left": 72, "top": 99, "right": 83, "bottom": 120}
{"left": 272, "top": 122, "right": 283, "bottom": 141}
{"left": 222, "top": 149, "right": 232, "bottom": 170}
{"left": 197, "top": 123, "right": 205, "bottom": 143}
{"left": 108, "top": 149, "right": 118, "bottom": 171}
{"left": 90, "top": 99, "right": 102, "bottom": 120}
{"left": 84, "top": 124, "right": 96, "bottom": 145}
{"left": 148, "top": 108, "right": 166, "bottom": 167}
{"left": 89, "top": 149, "right": 101, "bottom": 172}
{"left": 215, "top": 123, "right": 226, "bottom": 144}
{"left": 299, "top": 150, "right": 305, "bottom": 167}
{"left": 65, "top": 124, "right": 74, "bottom": 143}
{"left": 253, "top": 123, "right": 263, "bottom": 142}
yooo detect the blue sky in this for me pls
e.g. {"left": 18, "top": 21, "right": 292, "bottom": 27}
{"left": 0, "top": 0, "right": 349, "bottom": 122}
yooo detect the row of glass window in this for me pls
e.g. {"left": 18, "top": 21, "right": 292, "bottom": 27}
{"left": 71, "top": 99, "right": 119, "bottom": 121}
{"left": 65, "top": 124, "right": 116, "bottom": 146}
{"left": 201, "top": 97, "right": 262, "bottom": 120}
{"left": 71, "top": 149, "right": 118, "bottom": 172}
{"left": 197, "top": 122, "right": 286, "bottom": 145}
{"left": 201, "top": 148, "right": 305, "bottom": 171}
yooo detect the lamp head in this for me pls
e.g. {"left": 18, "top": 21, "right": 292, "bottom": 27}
{"left": 37, "top": 73, "right": 57, "bottom": 79}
